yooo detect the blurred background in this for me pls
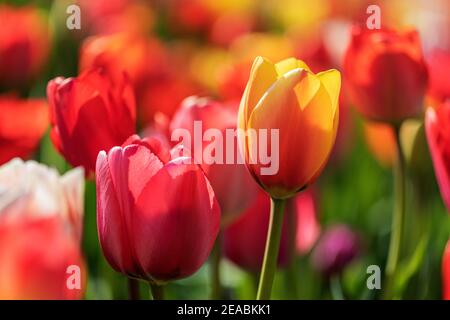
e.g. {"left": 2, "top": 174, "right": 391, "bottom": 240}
{"left": 0, "top": 0, "right": 449, "bottom": 299}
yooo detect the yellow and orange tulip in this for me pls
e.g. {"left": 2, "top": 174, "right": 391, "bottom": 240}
{"left": 238, "top": 56, "right": 340, "bottom": 199}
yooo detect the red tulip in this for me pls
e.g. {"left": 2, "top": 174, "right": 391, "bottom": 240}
{"left": 426, "top": 50, "right": 450, "bottom": 107}
{"left": 47, "top": 69, "right": 136, "bottom": 176}
{"left": 0, "top": 159, "right": 85, "bottom": 299}
{"left": 222, "top": 191, "right": 293, "bottom": 272}
{"left": 170, "top": 96, "right": 258, "bottom": 224}
{"left": 0, "top": 5, "right": 51, "bottom": 88}
{"left": 79, "top": 33, "right": 168, "bottom": 98}
{"left": 96, "top": 135, "right": 220, "bottom": 282}
{"left": 443, "top": 239, "right": 450, "bottom": 300}
{"left": 0, "top": 95, "right": 48, "bottom": 165}
{"left": 425, "top": 101, "right": 450, "bottom": 211}
{"left": 344, "top": 26, "right": 428, "bottom": 123}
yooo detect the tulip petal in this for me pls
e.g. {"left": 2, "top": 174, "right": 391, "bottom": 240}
{"left": 96, "top": 150, "right": 141, "bottom": 277}
{"left": 239, "top": 56, "right": 277, "bottom": 129}
{"left": 275, "top": 57, "right": 310, "bottom": 76}
{"left": 317, "top": 69, "right": 341, "bottom": 118}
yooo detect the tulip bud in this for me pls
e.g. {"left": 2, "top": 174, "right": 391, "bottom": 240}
{"left": 425, "top": 101, "right": 450, "bottom": 212}
{"left": 238, "top": 56, "right": 340, "bottom": 199}
{"left": 344, "top": 26, "right": 428, "bottom": 123}
{"left": 0, "top": 159, "right": 85, "bottom": 299}
{"left": 311, "top": 225, "right": 360, "bottom": 277}
{"left": 96, "top": 136, "right": 220, "bottom": 282}
{"left": 47, "top": 69, "right": 136, "bottom": 176}
{"left": 0, "top": 95, "right": 48, "bottom": 165}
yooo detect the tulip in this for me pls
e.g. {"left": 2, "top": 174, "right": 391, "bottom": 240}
{"left": 426, "top": 50, "right": 450, "bottom": 108}
{"left": 0, "top": 95, "right": 48, "bottom": 165}
{"left": 425, "top": 101, "right": 450, "bottom": 211}
{"left": 0, "top": 5, "right": 51, "bottom": 89}
{"left": 79, "top": 33, "right": 168, "bottom": 99}
{"left": 96, "top": 135, "right": 220, "bottom": 297}
{"left": 0, "top": 159, "right": 85, "bottom": 299}
{"left": 238, "top": 56, "right": 340, "bottom": 199}
{"left": 311, "top": 225, "right": 360, "bottom": 278}
{"left": 223, "top": 191, "right": 292, "bottom": 273}
{"left": 170, "top": 96, "right": 258, "bottom": 224}
{"left": 238, "top": 56, "right": 340, "bottom": 299}
{"left": 443, "top": 240, "right": 450, "bottom": 300}
{"left": 344, "top": 26, "right": 428, "bottom": 123}
{"left": 47, "top": 69, "right": 136, "bottom": 176}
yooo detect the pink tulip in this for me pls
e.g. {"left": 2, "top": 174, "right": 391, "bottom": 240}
{"left": 96, "top": 135, "right": 220, "bottom": 282}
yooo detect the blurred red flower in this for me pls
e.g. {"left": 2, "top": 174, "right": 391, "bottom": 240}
{"left": 96, "top": 136, "right": 220, "bottom": 282}
{"left": 0, "top": 159, "right": 85, "bottom": 299}
{"left": 425, "top": 101, "right": 450, "bottom": 211}
{"left": 0, "top": 5, "right": 51, "bottom": 89}
{"left": 80, "top": 33, "right": 168, "bottom": 97}
{"left": 0, "top": 95, "right": 48, "bottom": 165}
{"left": 426, "top": 50, "right": 450, "bottom": 107}
{"left": 292, "top": 190, "right": 321, "bottom": 255}
{"left": 344, "top": 26, "right": 428, "bottom": 123}
{"left": 47, "top": 69, "right": 136, "bottom": 176}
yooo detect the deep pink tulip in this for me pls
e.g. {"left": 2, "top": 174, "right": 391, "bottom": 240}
{"left": 96, "top": 135, "right": 220, "bottom": 282}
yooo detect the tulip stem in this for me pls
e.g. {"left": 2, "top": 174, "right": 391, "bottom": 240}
{"left": 384, "top": 124, "right": 406, "bottom": 299}
{"left": 128, "top": 278, "right": 140, "bottom": 300}
{"left": 150, "top": 283, "right": 165, "bottom": 300}
{"left": 256, "top": 197, "right": 286, "bottom": 300}
{"left": 210, "top": 231, "right": 223, "bottom": 299}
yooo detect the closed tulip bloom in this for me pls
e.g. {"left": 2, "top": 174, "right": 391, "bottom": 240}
{"left": 0, "top": 95, "right": 48, "bottom": 165}
{"left": 170, "top": 96, "right": 258, "bottom": 224}
{"left": 0, "top": 159, "right": 85, "bottom": 299}
{"left": 47, "top": 69, "right": 136, "bottom": 176}
{"left": 222, "top": 191, "right": 292, "bottom": 272}
{"left": 425, "top": 101, "right": 450, "bottom": 211}
{"left": 96, "top": 136, "right": 220, "bottom": 282}
{"left": 443, "top": 240, "right": 450, "bottom": 300}
{"left": 0, "top": 5, "right": 51, "bottom": 88}
{"left": 344, "top": 26, "right": 428, "bottom": 123}
{"left": 238, "top": 56, "right": 340, "bottom": 199}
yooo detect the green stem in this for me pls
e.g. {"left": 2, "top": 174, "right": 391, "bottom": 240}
{"left": 256, "top": 198, "right": 286, "bottom": 300}
{"left": 128, "top": 278, "right": 140, "bottom": 300}
{"left": 330, "top": 276, "right": 344, "bottom": 300}
{"left": 384, "top": 124, "right": 406, "bottom": 299}
{"left": 210, "top": 231, "right": 222, "bottom": 299}
{"left": 150, "top": 283, "right": 165, "bottom": 300}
